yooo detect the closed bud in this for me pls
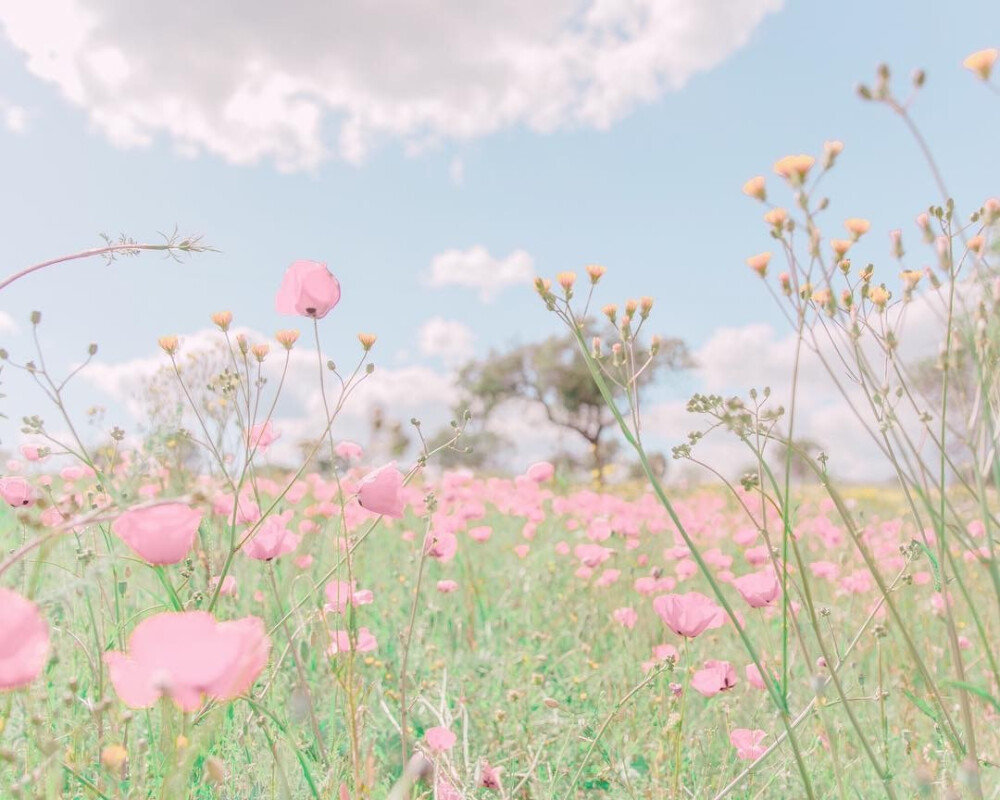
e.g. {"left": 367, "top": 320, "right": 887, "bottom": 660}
{"left": 358, "top": 333, "right": 377, "bottom": 351}
{"left": 30, "top": 311, "right": 41, "bottom": 326}
{"left": 602, "top": 303, "right": 617, "bottom": 324}
{"left": 235, "top": 334, "right": 249, "bottom": 355}
{"left": 88, "top": 343, "right": 98, "bottom": 356}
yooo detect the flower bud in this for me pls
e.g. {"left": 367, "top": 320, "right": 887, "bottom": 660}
{"left": 211, "top": 311, "right": 233, "bottom": 331}
{"left": 158, "top": 336, "right": 179, "bottom": 356}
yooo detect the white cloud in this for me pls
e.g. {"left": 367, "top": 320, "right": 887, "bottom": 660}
{"left": 0, "top": 0, "right": 781, "bottom": 170}
{"left": 425, "top": 245, "right": 535, "bottom": 301}
{"left": 0, "top": 311, "right": 19, "bottom": 335}
{"left": 418, "top": 317, "right": 475, "bottom": 366}
{"left": 2, "top": 102, "right": 28, "bottom": 133}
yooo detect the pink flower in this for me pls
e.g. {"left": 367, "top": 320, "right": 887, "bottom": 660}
{"left": 479, "top": 759, "right": 503, "bottom": 790}
{"left": 19, "top": 445, "right": 44, "bottom": 462}
{"left": 328, "top": 628, "right": 377, "bottom": 655}
{"left": 0, "top": 476, "right": 33, "bottom": 507}
{"left": 653, "top": 592, "right": 723, "bottom": 638}
{"left": 275, "top": 260, "right": 341, "bottom": 319}
{"left": 437, "top": 580, "right": 459, "bottom": 593}
{"left": 357, "top": 463, "right": 405, "bottom": 518}
{"left": 111, "top": 502, "right": 203, "bottom": 565}
{"left": 514, "top": 544, "right": 530, "bottom": 559}
{"left": 0, "top": 589, "right": 50, "bottom": 691}
{"left": 424, "top": 726, "right": 456, "bottom": 753}
{"left": 745, "top": 663, "right": 766, "bottom": 690}
{"left": 730, "top": 728, "right": 767, "bottom": 760}
{"left": 210, "top": 575, "right": 238, "bottom": 597}
{"left": 334, "top": 441, "right": 363, "bottom": 461}
{"left": 526, "top": 461, "right": 555, "bottom": 483}
{"left": 612, "top": 607, "right": 638, "bottom": 629}
{"left": 244, "top": 515, "right": 300, "bottom": 561}
{"left": 732, "top": 569, "right": 781, "bottom": 608}
{"left": 691, "top": 660, "right": 737, "bottom": 697}
{"left": 324, "top": 580, "right": 374, "bottom": 614}
{"left": 425, "top": 531, "right": 458, "bottom": 562}
{"left": 104, "top": 612, "right": 269, "bottom": 711}
{"left": 294, "top": 554, "right": 314, "bottom": 569}
{"left": 469, "top": 525, "right": 492, "bottom": 542}
{"left": 247, "top": 421, "right": 280, "bottom": 454}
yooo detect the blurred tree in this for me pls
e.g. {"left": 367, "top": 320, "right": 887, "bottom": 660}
{"left": 456, "top": 327, "right": 690, "bottom": 481}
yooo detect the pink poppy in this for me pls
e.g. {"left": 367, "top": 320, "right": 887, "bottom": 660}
{"left": 437, "top": 580, "right": 459, "bottom": 593}
{"left": 275, "top": 260, "right": 341, "bottom": 319}
{"left": 358, "top": 463, "right": 405, "bottom": 519}
{"left": 652, "top": 591, "right": 723, "bottom": 638}
{"left": 247, "top": 421, "right": 280, "bottom": 454}
{"left": 479, "top": 760, "right": 503, "bottom": 790}
{"left": 210, "top": 576, "right": 238, "bottom": 597}
{"left": 334, "top": 441, "right": 363, "bottom": 461}
{"left": 468, "top": 525, "right": 492, "bottom": 542}
{"left": 244, "top": 514, "right": 300, "bottom": 561}
{"left": 324, "top": 580, "right": 374, "bottom": 614}
{"left": 691, "top": 660, "right": 737, "bottom": 697}
{"left": 732, "top": 569, "right": 781, "bottom": 608}
{"left": 730, "top": 728, "right": 767, "bottom": 760}
{"left": 514, "top": 544, "right": 530, "bottom": 559}
{"left": 424, "top": 726, "right": 456, "bottom": 753}
{"left": 526, "top": 462, "right": 554, "bottom": 483}
{"left": 104, "top": 612, "right": 269, "bottom": 711}
{"left": 111, "top": 502, "right": 203, "bottom": 565}
{"left": 20, "top": 445, "right": 44, "bottom": 462}
{"left": 0, "top": 476, "right": 33, "bottom": 507}
{"left": 425, "top": 531, "right": 458, "bottom": 562}
{"left": 0, "top": 589, "right": 50, "bottom": 691}
{"left": 328, "top": 628, "right": 377, "bottom": 655}
{"left": 612, "top": 607, "right": 638, "bottom": 629}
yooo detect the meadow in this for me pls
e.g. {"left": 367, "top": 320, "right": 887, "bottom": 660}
{"left": 1, "top": 51, "right": 1000, "bottom": 800}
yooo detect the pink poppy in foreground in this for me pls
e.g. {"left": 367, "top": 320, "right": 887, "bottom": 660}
{"left": 243, "top": 514, "right": 300, "bottom": 561}
{"left": 730, "top": 728, "right": 767, "bottom": 760}
{"left": 691, "top": 660, "right": 737, "bottom": 697}
{"left": 0, "top": 476, "right": 33, "bottom": 507}
{"left": 111, "top": 502, "right": 203, "bottom": 565}
{"left": 0, "top": 589, "right": 50, "bottom": 691}
{"left": 357, "top": 463, "right": 405, "bottom": 518}
{"left": 526, "top": 461, "right": 554, "bottom": 483}
{"left": 328, "top": 627, "right": 377, "bottom": 655}
{"left": 732, "top": 569, "right": 781, "bottom": 608}
{"left": 653, "top": 591, "right": 723, "bottom": 638}
{"left": 247, "top": 421, "right": 280, "bottom": 454}
{"left": 424, "top": 726, "right": 457, "bottom": 753}
{"left": 104, "top": 612, "right": 269, "bottom": 711}
{"left": 275, "top": 260, "right": 341, "bottom": 319}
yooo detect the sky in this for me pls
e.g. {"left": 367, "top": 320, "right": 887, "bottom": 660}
{"left": 0, "top": 0, "right": 998, "bottom": 480}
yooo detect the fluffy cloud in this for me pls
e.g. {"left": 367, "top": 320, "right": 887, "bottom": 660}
{"left": 418, "top": 317, "right": 475, "bottom": 366}
{"left": 0, "top": 0, "right": 781, "bottom": 170}
{"left": 0, "top": 311, "right": 19, "bottom": 335}
{"left": 425, "top": 246, "right": 535, "bottom": 301}
{"left": 1, "top": 100, "right": 28, "bottom": 133}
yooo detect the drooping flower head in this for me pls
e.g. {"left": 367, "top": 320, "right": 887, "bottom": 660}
{"left": 275, "top": 260, "right": 341, "bottom": 319}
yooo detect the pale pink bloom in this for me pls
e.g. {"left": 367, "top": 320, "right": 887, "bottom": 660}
{"left": 358, "top": 463, "right": 405, "bottom": 518}
{"left": 19, "top": 445, "right": 43, "bottom": 462}
{"left": 275, "top": 260, "right": 341, "bottom": 319}
{"left": 0, "top": 589, "right": 50, "bottom": 691}
{"left": 675, "top": 558, "right": 698, "bottom": 580}
{"left": 479, "top": 760, "right": 503, "bottom": 790}
{"left": 437, "top": 580, "right": 459, "bottom": 593}
{"left": 0, "top": 476, "right": 33, "bottom": 507}
{"left": 958, "top": 635, "right": 972, "bottom": 650}
{"left": 324, "top": 581, "right": 374, "bottom": 614}
{"left": 744, "top": 545, "right": 770, "bottom": 566}
{"left": 809, "top": 561, "right": 839, "bottom": 580}
{"left": 210, "top": 576, "right": 238, "bottom": 597}
{"left": 334, "top": 440, "right": 364, "bottom": 461}
{"left": 514, "top": 544, "right": 530, "bottom": 559}
{"left": 839, "top": 570, "right": 872, "bottom": 595}
{"left": 5, "top": 460, "right": 21, "bottom": 473}
{"left": 730, "top": 728, "right": 767, "bottom": 760}
{"left": 691, "top": 660, "right": 737, "bottom": 697}
{"left": 732, "top": 569, "right": 781, "bottom": 608}
{"left": 244, "top": 515, "right": 300, "bottom": 561}
{"left": 612, "top": 607, "right": 638, "bottom": 629}
{"left": 653, "top": 592, "right": 723, "bottom": 638}
{"left": 436, "top": 777, "right": 463, "bottom": 800}
{"left": 595, "top": 568, "right": 620, "bottom": 587}
{"left": 294, "top": 554, "right": 314, "bottom": 569}
{"left": 111, "top": 502, "right": 203, "bottom": 565}
{"left": 247, "top": 421, "right": 280, "bottom": 454}
{"left": 425, "top": 531, "right": 458, "bottom": 562}
{"left": 104, "top": 612, "right": 269, "bottom": 711}
{"left": 526, "top": 461, "right": 554, "bottom": 482}
{"left": 745, "top": 663, "right": 768, "bottom": 690}
{"left": 575, "top": 543, "right": 614, "bottom": 568}
{"left": 60, "top": 465, "right": 87, "bottom": 482}
{"left": 555, "top": 541, "right": 571, "bottom": 555}
{"left": 328, "top": 627, "right": 377, "bottom": 655}
{"left": 424, "top": 726, "right": 457, "bottom": 752}
{"left": 468, "top": 525, "right": 492, "bottom": 542}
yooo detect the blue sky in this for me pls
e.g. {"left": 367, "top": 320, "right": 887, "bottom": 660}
{"left": 0, "top": 0, "right": 998, "bottom": 476}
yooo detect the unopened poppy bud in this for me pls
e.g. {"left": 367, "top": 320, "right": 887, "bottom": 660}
{"left": 101, "top": 745, "right": 127, "bottom": 773}
{"left": 585, "top": 264, "right": 606, "bottom": 283}
{"left": 742, "top": 176, "right": 766, "bottom": 201}
{"left": 88, "top": 343, "right": 98, "bottom": 356}
{"left": 778, "top": 272, "right": 792, "bottom": 296}
{"left": 533, "top": 277, "right": 552, "bottom": 299}
{"left": 275, "top": 329, "right": 299, "bottom": 349}
{"left": 203, "top": 756, "right": 226, "bottom": 785}
{"left": 889, "top": 229, "right": 904, "bottom": 259}
{"left": 175, "top": 735, "right": 189, "bottom": 751}
{"left": 624, "top": 298, "right": 638, "bottom": 316}
{"left": 869, "top": 286, "right": 891, "bottom": 308}
{"left": 358, "top": 333, "right": 377, "bottom": 351}
{"left": 611, "top": 342, "right": 623, "bottom": 364}
{"left": 158, "top": 336, "right": 179, "bottom": 356}
{"left": 936, "top": 236, "right": 952, "bottom": 271}
{"left": 640, "top": 296, "right": 653, "bottom": 318}
{"left": 831, "top": 239, "right": 852, "bottom": 258}
{"left": 860, "top": 264, "right": 874, "bottom": 283}
{"left": 841, "top": 289, "right": 854, "bottom": 308}
{"left": 982, "top": 197, "right": 1000, "bottom": 225}
{"left": 968, "top": 235, "right": 985, "bottom": 256}
{"left": 746, "top": 252, "right": 771, "bottom": 277}
{"left": 30, "top": 310, "right": 41, "bottom": 325}
{"left": 235, "top": 334, "right": 249, "bottom": 355}
{"left": 916, "top": 212, "right": 934, "bottom": 243}
{"left": 591, "top": 337, "right": 601, "bottom": 358}
{"left": 211, "top": 311, "right": 233, "bottom": 331}
{"left": 900, "top": 270, "right": 922, "bottom": 290}
{"left": 839, "top": 258, "right": 852, "bottom": 275}
{"left": 602, "top": 303, "right": 617, "bottom": 323}
{"left": 650, "top": 335, "right": 661, "bottom": 355}
{"left": 556, "top": 271, "right": 576, "bottom": 294}
{"left": 251, "top": 343, "right": 269, "bottom": 362}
